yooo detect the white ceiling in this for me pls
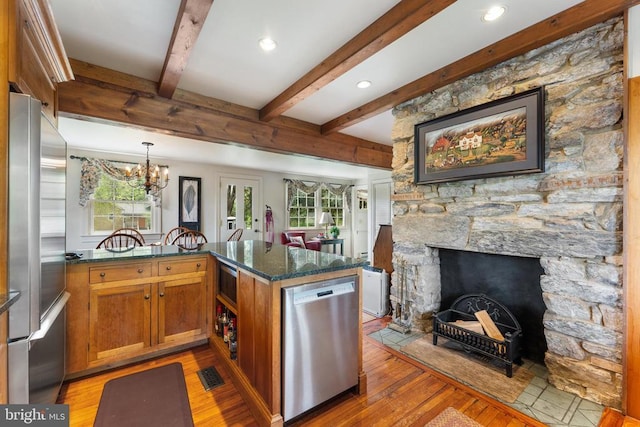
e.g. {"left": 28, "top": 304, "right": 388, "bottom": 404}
{"left": 49, "top": 0, "right": 584, "bottom": 180}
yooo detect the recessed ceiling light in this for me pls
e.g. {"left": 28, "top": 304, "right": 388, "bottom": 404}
{"left": 482, "top": 5, "right": 506, "bottom": 22}
{"left": 259, "top": 37, "right": 277, "bottom": 52}
{"left": 356, "top": 80, "right": 372, "bottom": 89}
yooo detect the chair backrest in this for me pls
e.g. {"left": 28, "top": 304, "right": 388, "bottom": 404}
{"left": 164, "top": 226, "right": 190, "bottom": 245}
{"left": 96, "top": 233, "right": 144, "bottom": 249}
{"left": 112, "top": 228, "right": 146, "bottom": 245}
{"left": 227, "top": 228, "right": 243, "bottom": 241}
{"left": 171, "top": 230, "right": 208, "bottom": 249}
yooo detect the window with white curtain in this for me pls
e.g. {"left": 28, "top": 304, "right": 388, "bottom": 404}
{"left": 89, "top": 173, "right": 159, "bottom": 235}
{"left": 285, "top": 179, "right": 350, "bottom": 229}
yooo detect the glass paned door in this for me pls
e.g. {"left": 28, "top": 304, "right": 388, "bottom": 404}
{"left": 220, "top": 177, "right": 262, "bottom": 241}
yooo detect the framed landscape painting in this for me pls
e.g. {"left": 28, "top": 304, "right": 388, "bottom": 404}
{"left": 179, "top": 176, "right": 201, "bottom": 231}
{"left": 414, "top": 87, "right": 545, "bottom": 185}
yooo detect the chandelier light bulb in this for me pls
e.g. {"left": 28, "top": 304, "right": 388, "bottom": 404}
{"left": 125, "top": 142, "right": 169, "bottom": 196}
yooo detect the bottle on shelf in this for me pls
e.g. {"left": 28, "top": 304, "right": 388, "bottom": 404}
{"left": 227, "top": 316, "right": 235, "bottom": 348}
{"left": 215, "top": 304, "right": 223, "bottom": 337}
{"left": 229, "top": 317, "right": 237, "bottom": 360}
{"left": 223, "top": 310, "right": 230, "bottom": 343}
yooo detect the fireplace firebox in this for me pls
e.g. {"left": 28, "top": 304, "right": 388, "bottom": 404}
{"left": 439, "top": 248, "right": 546, "bottom": 363}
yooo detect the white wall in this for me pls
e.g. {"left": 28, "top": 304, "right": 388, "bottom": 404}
{"left": 66, "top": 147, "right": 360, "bottom": 254}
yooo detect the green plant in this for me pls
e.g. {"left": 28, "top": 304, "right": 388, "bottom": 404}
{"left": 329, "top": 225, "right": 340, "bottom": 237}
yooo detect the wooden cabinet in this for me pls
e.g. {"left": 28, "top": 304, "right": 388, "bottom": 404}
{"left": 89, "top": 262, "right": 152, "bottom": 283}
{"left": 66, "top": 255, "right": 210, "bottom": 376}
{"left": 158, "top": 275, "right": 206, "bottom": 344}
{"left": 8, "top": 0, "right": 73, "bottom": 124}
{"left": 89, "top": 283, "right": 152, "bottom": 363}
{"left": 210, "top": 260, "right": 365, "bottom": 427}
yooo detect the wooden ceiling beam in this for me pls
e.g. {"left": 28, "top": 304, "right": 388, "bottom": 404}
{"left": 157, "top": 0, "right": 214, "bottom": 99}
{"left": 321, "top": 0, "right": 640, "bottom": 135}
{"left": 58, "top": 61, "right": 392, "bottom": 169}
{"left": 258, "top": 0, "right": 456, "bottom": 122}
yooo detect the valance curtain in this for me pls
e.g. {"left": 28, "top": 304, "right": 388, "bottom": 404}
{"left": 78, "top": 158, "right": 163, "bottom": 207}
{"left": 284, "top": 179, "right": 353, "bottom": 212}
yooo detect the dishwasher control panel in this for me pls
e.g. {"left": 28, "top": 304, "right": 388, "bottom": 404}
{"left": 292, "top": 281, "right": 355, "bottom": 305}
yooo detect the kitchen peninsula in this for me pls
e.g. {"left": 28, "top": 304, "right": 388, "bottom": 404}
{"left": 65, "top": 240, "right": 368, "bottom": 427}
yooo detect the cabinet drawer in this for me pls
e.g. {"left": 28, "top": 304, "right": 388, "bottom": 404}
{"left": 158, "top": 258, "right": 207, "bottom": 276}
{"left": 89, "top": 262, "right": 152, "bottom": 283}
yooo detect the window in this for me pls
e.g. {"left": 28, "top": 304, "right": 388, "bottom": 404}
{"left": 91, "top": 174, "right": 157, "bottom": 234}
{"left": 321, "top": 188, "right": 344, "bottom": 227}
{"left": 286, "top": 181, "right": 347, "bottom": 229}
{"left": 225, "top": 184, "right": 254, "bottom": 229}
{"left": 289, "top": 188, "right": 316, "bottom": 228}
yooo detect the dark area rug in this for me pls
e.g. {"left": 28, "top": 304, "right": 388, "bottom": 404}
{"left": 94, "top": 362, "right": 194, "bottom": 427}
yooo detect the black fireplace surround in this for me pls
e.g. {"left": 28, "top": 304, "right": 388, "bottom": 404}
{"left": 439, "top": 248, "right": 547, "bottom": 363}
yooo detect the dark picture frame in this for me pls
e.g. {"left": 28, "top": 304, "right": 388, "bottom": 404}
{"left": 179, "top": 176, "right": 201, "bottom": 231}
{"left": 414, "top": 87, "right": 545, "bottom": 185}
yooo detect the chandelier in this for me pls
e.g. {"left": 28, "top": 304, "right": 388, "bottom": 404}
{"left": 125, "top": 142, "right": 169, "bottom": 196}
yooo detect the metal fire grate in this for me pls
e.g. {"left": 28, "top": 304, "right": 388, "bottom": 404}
{"left": 432, "top": 294, "right": 523, "bottom": 377}
{"left": 197, "top": 366, "right": 224, "bottom": 391}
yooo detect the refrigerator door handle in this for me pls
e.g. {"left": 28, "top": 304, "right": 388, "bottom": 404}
{"left": 30, "top": 292, "right": 69, "bottom": 343}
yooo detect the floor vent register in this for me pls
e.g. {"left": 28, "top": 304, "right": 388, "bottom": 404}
{"left": 197, "top": 366, "right": 224, "bottom": 391}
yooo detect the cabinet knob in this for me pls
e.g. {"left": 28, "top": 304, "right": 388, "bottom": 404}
{"left": 144, "top": 294, "right": 150, "bottom": 300}
{"left": 166, "top": 266, "right": 171, "bottom": 271}
{"left": 138, "top": 268, "right": 144, "bottom": 273}
{"left": 196, "top": 263, "right": 201, "bottom": 268}
{"left": 99, "top": 272, "right": 105, "bottom": 278}
{"left": 159, "top": 292, "right": 165, "bottom": 297}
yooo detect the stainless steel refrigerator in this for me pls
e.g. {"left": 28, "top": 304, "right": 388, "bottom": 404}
{"left": 8, "top": 92, "right": 69, "bottom": 404}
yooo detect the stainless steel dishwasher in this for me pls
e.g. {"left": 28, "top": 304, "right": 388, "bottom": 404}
{"left": 282, "top": 275, "right": 359, "bottom": 421}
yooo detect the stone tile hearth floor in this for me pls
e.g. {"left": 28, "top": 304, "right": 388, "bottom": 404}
{"left": 368, "top": 326, "right": 604, "bottom": 427}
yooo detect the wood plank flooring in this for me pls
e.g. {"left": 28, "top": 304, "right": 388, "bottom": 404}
{"left": 58, "top": 318, "right": 546, "bottom": 426}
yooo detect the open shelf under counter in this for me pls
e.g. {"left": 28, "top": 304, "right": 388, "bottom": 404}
{"left": 216, "top": 294, "right": 237, "bottom": 316}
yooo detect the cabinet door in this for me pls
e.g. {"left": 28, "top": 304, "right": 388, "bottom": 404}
{"left": 158, "top": 276, "right": 206, "bottom": 344}
{"left": 13, "top": 1, "right": 57, "bottom": 123}
{"left": 88, "top": 283, "right": 152, "bottom": 363}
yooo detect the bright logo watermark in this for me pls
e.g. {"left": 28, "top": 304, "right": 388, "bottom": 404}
{"left": 0, "top": 405, "right": 68, "bottom": 426}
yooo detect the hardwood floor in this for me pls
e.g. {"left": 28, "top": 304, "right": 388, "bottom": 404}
{"left": 58, "top": 318, "right": 545, "bottom": 426}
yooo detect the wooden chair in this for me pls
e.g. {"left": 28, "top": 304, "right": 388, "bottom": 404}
{"left": 227, "top": 228, "right": 243, "bottom": 241}
{"left": 164, "top": 226, "right": 190, "bottom": 245}
{"left": 112, "top": 227, "right": 146, "bottom": 245}
{"left": 96, "top": 233, "right": 144, "bottom": 250}
{"left": 171, "top": 230, "right": 208, "bottom": 249}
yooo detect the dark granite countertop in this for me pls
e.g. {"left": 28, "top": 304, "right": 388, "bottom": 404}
{"left": 0, "top": 291, "right": 20, "bottom": 316}
{"left": 68, "top": 240, "right": 368, "bottom": 281}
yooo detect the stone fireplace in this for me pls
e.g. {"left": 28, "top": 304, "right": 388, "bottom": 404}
{"left": 389, "top": 18, "right": 624, "bottom": 408}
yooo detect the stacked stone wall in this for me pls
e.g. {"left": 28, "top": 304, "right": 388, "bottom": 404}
{"left": 390, "top": 18, "right": 624, "bottom": 407}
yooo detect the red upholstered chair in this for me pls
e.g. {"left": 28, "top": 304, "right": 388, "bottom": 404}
{"left": 280, "top": 231, "right": 321, "bottom": 251}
